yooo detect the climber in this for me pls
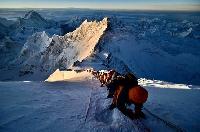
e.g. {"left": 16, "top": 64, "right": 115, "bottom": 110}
{"left": 106, "top": 69, "right": 118, "bottom": 83}
{"left": 98, "top": 70, "right": 109, "bottom": 87}
{"left": 108, "top": 72, "right": 148, "bottom": 119}
{"left": 106, "top": 69, "right": 120, "bottom": 98}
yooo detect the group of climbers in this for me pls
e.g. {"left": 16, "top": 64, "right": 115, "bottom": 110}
{"left": 87, "top": 68, "right": 148, "bottom": 120}
{"left": 94, "top": 70, "right": 119, "bottom": 86}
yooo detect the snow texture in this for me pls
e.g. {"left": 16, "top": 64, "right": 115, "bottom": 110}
{"left": 0, "top": 71, "right": 199, "bottom": 132}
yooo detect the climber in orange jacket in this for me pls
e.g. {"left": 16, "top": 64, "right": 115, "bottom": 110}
{"left": 109, "top": 73, "right": 148, "bottom": 119}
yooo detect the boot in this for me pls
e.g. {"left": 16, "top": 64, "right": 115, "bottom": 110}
{"left": 109, "top": 103, "right": 116, "bottom": 110}
{"left": 135, "top": 104, "right": 145, "bottom": 119}
{"left": 107, "top": 93, "right": 113, "bottom": 98}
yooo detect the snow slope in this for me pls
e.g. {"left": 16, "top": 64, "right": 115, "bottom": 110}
{"left": 0, "top": 71, "right": 199, "bottom": 132}
{"left": 139, "top": 78, "right": 200, "bottom": 131}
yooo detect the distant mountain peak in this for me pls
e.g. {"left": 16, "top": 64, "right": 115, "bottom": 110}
{"left": 12, "top": 10, "right": 50, "bottom": 29}
{"left": 24, "top": 10, "right": 45, "bottom": 21}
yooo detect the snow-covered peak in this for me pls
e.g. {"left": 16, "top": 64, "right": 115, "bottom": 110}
{"left": 13, "top": 17, "right": 108, "bottom": 80}
{"left": 7, "top": 10, "right": 59, "bottom": 45}
{"left": 19, "top": 31, "right": 51, "bottom": 59}
{"left": 24, "top": 10, "right": 45, "bottom": 21}
{"left": 15, "top": 10, "right": 49, "bottom": 29}
{"left": 63, "top": 17, "right": 108, "bottom": 61}
{"left": 68, "top": 17, "right": 108, "bottom": 41}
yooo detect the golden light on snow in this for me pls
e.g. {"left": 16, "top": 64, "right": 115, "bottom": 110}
{"left": 45, "top": 69, "right": 93, "bottom": 82}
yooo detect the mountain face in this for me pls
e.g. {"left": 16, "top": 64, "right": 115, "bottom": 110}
{"left": 0, "top": 37, "right": 21, "bottom": 69}
{"left": 0, "top": 11, "right": 51, "bottom": 61}
{"left": 10, "top": 18, "right": 108, "bottom": 80}
{"left": 0, "top": 23, "right": 8, "bottom": 38}
{"left": 8, "top": 10, "right": 58, "bottom": 44}
{"left": 0, "top": 18, "right": 22, "bottom": 68}
{"left": 0, "top": 10, "right": 199, "bottom": 85}
{"left": 18, "top": 10, "right": 50, "bottom": 28}
{"left": 19, "top": 31, "right": 52, "bottom": 62}
{"left": 0, "top": 17, "right": 15, "bottom": 38}
{"left": 77, "top": 16, "right": 200, "bottom": 85}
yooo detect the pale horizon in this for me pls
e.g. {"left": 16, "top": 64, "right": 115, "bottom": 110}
{"left": 0, "top": 0, "right": 200, "bottom": 11}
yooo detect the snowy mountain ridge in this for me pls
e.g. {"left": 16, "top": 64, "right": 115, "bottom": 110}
{"left": 12, "top": 17, "right": 108, "bottom": 80}
{"left": 18, "top": 31, "right": 52, "bottom": 62}
{"left": 15, "top": 10, "right": 50, "bottom": 29}
{"left": 6, "top": 10, "right": 59, "bottom": 44}
{"left": 78, "top": 16, "right": 200, "bottom": 85}
{"left": 0, "top": 10, "right": 199, "bottom": 85}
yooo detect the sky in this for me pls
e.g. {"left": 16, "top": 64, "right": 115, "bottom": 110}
{"left": 0, "top": 0, "right": 200, "bottom": 11}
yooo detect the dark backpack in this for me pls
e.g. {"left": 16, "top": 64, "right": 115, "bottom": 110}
{"left": 125, "top": 72, "right": 138, "bottom": 87}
